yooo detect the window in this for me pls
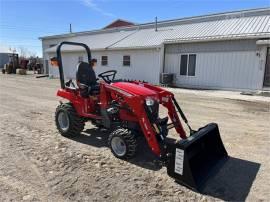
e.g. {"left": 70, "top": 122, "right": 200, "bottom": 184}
{"left": 78, "top": 56, "right": 83, "bottom": 62}
{"left": 188, "top": 54, "right": 196, "bottom": 76}
{"left": 101, "top": 56, "right": 108, "bottom": 66}
{"left": 180, "top": 55, "right": 188, "bottom": 75}
{"left": 123, "top": 55, "right": 131, "bottom": 66}
{"left": 180, "top": 54, "right": 196, "bottom": 76}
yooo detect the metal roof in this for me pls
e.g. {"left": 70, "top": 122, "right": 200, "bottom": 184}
{"left": 48, "top": 30, "right": 135, "bottom": 52}
{"left": 44, "top": 8, "right": 270, "bottom": 53}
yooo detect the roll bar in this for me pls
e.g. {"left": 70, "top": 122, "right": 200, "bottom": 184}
{"left": 56, "top": 41, "right": 92, "bottom": 89}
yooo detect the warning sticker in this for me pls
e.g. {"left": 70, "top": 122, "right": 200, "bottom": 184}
{"left": 175, "top": 148, "right": 184, "bottom": 175}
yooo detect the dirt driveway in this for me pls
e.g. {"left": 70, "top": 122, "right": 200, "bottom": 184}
{"left": 0, "top": 74, "right": 269, "bottom": 201}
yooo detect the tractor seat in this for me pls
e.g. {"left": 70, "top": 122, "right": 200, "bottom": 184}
{"left": 76, "top": 62, "right": 99, "bottom": 97}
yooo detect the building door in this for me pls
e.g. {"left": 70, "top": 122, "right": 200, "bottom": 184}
{"left": 264, "top": 48, "right": 270, "bottom": 87}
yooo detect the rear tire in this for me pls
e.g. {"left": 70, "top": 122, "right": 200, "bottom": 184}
{"left": 108, "top": 128, "right": 137, "bottom": 159}
{"left": 55, "top": 103, "right": 85, "bottom": 137}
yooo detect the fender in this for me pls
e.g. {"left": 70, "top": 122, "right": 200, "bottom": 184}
{"left": 57, "top": 89, "right": 102, "bottom": 119}
{"left": 57, "top": 89, "right": 76, "bottom": 101}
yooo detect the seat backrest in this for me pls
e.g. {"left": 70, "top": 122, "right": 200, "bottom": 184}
{"left": 76, "top": 62, "right": 97, "bottom": 86}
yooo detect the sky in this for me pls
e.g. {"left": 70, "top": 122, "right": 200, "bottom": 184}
{"left": 0, "top": 0, "right": 269, "bottom": 57}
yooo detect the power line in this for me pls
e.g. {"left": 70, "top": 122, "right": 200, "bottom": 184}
{"left": 0, "top": 26, "right": 71, "bottom": 35}
{"left": 2, "top": 43, "right": 41, "bottom": 47}
{"left": 0, "top": 20, "right": 75, "bottom": 27}
{"left": 0, "top": 23, "right": 81, "bottom": 30}
{"left": 0, "top": 44, "right": 41, "bottom": 47}
{"left": 1, "top": 45, "right": 40, "bottom": 48}
{"left": 0, "top": 27, "right": 68, "bottom": 33}
{"left": 0, "top": 35, "right": 38, "bottom": 41}
{"left": 0, "top": 23, "right": 71, "bottom": 29}
{"left": 0, "top": 38, "right": 41, "bottom": 42}
{"left": 0, "top": 24, "right": 93, "bottom": 34}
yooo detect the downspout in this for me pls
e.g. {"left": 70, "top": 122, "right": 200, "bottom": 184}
{"left": 162, "top": 43, "right": 166, "bottom": 73}
{"left": 159, "top": 43, "right": 165, "bottom": 84}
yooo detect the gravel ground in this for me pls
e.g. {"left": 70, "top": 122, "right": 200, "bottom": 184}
{"left": 0, "top": 74, "right": 269, "bottom": 202}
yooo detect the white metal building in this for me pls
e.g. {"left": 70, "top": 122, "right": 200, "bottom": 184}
{"left": 40, "top": 8, "right": 270, "bottom": 90}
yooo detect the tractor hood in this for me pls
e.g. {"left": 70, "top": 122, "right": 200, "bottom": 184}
{"left": 111, "top": 82, "right": 157, "bottom": 97}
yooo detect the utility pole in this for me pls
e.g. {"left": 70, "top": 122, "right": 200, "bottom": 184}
{"left": 69, "top": 23, "right": 72, "bottom": 33}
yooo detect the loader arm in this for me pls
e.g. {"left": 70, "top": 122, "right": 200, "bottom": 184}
{"left": 134, "top": 93, "right": 188, "bottom": 156}
{"left": 159, "top": 94, "right": 187, "bottom": 139}
{"left": 132, "top": 82, "right": 188, "bottom": 139}
{"left": 106, "top": 83, "right": 188, "bottom": 157}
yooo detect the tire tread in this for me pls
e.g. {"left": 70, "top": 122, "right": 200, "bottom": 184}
{"left": 108, "top": 128, "right": 137, "bottom": 159}
{"left": 55, "top": 103, "right": 85, "bottom": 137}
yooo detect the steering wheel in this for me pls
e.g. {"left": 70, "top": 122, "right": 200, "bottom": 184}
{"left": 98, "top": 70, "right": 117, "bottom": 84}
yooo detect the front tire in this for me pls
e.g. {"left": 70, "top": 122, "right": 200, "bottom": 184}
{"left": 55, "top": 103, "right": 85, "bottom": 137}
{"left": 108, "top": 128, "right": 137, "bottom": 159}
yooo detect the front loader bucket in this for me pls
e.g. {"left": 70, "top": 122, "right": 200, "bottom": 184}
{"left": 166, "top": 123, "right": 228, "bottom": 191}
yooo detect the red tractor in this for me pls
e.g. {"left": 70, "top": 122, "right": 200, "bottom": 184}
{"left": 54, "top": 42, "right": 228, "bottom": 190}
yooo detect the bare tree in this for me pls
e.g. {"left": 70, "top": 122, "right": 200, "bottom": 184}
{"left": 17, "top": 46, "right": 37, "bottom": 60}
{"left": 28, "top": 50, "right": 37, "bottom": 58}
{"left": 18, "top": 46, "right": 29, "bottom": 59}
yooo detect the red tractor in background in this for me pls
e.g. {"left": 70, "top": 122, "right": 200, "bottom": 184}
{"left": 54, "top": 42, "right": 228, "bottom": 191}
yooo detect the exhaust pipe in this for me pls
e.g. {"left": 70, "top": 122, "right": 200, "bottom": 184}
{"left": 166, "top": 123, "right": 228, "bottom": 191}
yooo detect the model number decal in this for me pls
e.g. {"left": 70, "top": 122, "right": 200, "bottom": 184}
{"left": 175, "top": 148, "right": 184, "bottom": 175}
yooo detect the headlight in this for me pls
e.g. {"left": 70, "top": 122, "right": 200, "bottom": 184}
{"left": 145, "top": 98, "right": 155, "bottom": 106}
